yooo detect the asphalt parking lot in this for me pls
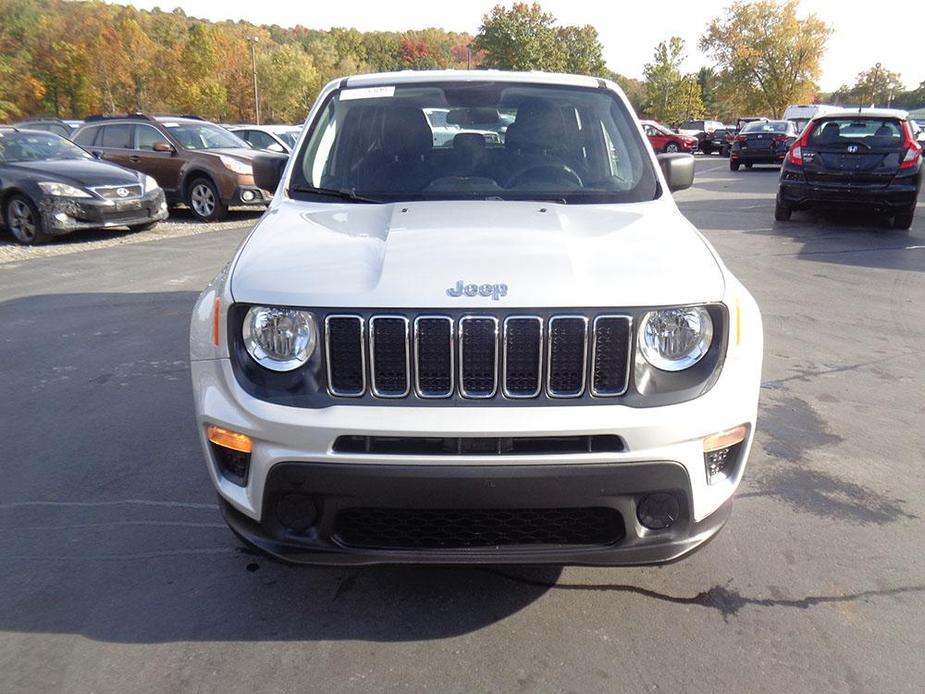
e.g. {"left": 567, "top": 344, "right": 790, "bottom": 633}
{"left": 1, "top": 157, "right": 923, "bottom": 693}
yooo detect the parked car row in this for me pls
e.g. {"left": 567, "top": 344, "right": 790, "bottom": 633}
{"left": 0, "top": 113, "right": 302, "bottom": 244}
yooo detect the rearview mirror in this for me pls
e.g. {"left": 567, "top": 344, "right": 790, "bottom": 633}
{"left": 152, "top": 142, "right": 174, "bottom": 153}
{"left": 656, "top": 153, "right": 695, "bottom": 192}
{"left": 253, "top": 152, "right": 289, "bottom": 192}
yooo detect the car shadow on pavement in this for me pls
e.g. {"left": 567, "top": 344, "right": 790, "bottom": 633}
{"left": 678, "top": 196, "right": 925, "bottom": 274}
{"left": 0, "top": 290, "right": 560, "bottom": 643}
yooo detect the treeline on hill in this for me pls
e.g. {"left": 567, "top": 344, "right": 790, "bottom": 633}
{"left": 1, "top": 0, "right": 922, "bottom": 126}
{"left": 0, "top": 0, "right": 481, "bottom": 122}
{"left": 0, "top": 0, "right": 640, "bottom": 123}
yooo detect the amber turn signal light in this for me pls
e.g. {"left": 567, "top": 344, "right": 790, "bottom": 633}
{"left": 207, "top": 425, "right": 253, "bottom": 454}
{"left": 703, "top": 424, "right": 749, "bottom": 453}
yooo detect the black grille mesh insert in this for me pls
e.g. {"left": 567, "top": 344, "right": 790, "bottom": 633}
{"left": 326, "top": 317, "right": 364, "bottom": 395}
{"left": 320, "top": 312, "right": 634, "bottom": 400}
{"left": 460, "top": 318, "right": 497, "bottom": 397}
{"left": 504, "top": 318, "right": 542, "bottom": 397}
{"left": 415, "top": 318, "right": 453, "bottom": 396}
{"left": 548, "top": 317, "right": 587, "bottom": 396}
{"left": 370, "top": 318, "right": 408, "bottom": 396}
{"left": 333, "top": 434, "right": 625, "bottom": 455}
{"left": 592, "top": 317, "right": 632, "bottom": 395}
{"left": 334, "top": 506, "right": 625, "bottom": 548}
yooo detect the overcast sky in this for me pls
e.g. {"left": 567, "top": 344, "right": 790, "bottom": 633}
{"left": 112, "top": 0, "right": 924, "bottom": 92}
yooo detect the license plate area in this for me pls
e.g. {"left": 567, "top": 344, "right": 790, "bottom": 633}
{"left": 114, "top": 199, "right": 142, "bottom": 212}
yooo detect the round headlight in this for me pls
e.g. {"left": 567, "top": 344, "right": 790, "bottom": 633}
{"left": 639, "top": 306, "right": 713, "bottom": 372}
{"left": 242, "top": 306, "right": 316, "bottom": 372}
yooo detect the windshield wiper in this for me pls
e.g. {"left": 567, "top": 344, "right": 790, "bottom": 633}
{"left": 290, "top": 186, "right": 384, "bottom": 204}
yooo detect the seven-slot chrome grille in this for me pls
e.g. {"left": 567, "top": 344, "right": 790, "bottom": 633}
{"left": 324, "top": 313, "right": 632, "bottom": 401}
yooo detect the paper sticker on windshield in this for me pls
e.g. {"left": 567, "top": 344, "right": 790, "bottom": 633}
{"left": 340, "top": 86, "right": 395, "bottom": 101}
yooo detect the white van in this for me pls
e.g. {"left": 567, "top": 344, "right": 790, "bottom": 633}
{"left": 783, "top": 104, "right": 839, "bottom": 133}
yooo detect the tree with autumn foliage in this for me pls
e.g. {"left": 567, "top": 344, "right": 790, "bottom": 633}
{"left": 699, "top": 0, "right": 831, "bottom": 118}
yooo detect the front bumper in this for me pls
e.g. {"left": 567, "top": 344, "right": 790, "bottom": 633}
{"left": 39, "top": 189, "right": 168, "bottom": 233}
{"left": 229, "top": 186, "right": 271, "bottom": 207}
{"left": 220, "top": 462, "right": 735, "bottom": 566}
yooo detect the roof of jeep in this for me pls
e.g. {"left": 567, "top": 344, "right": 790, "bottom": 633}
{"left": 341, "top": 70, "right": 603, "bottom": 90}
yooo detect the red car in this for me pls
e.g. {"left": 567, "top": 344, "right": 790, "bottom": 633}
{"left": 641, "top": 120, "right": 698, "bottom": 153}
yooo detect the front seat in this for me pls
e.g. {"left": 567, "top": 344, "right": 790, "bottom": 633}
{"left": 504, "top": 99, "right": 582, "bottom": 183}
{"left": 364, "top": 106, "right": 434, "bottom": 194}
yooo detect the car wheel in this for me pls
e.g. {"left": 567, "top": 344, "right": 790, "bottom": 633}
{"left": 730, "top": 160, "right": 740, "bottom": 171}
{"left": 4, "top": 194, "right": 50, "bottom": 245}
{"left": 187, "top": 177, "right": 228, "bottom": 222}
{"left": 893, "top": 207, "right": 915, "bottom": 230}
{"left": 744, "top": 163, "right": 753, "bottom": 169}
{"left": 774, "top": 199, "right": 792, "bottom": 222}
{"left": 664, "top": 142, "right": 679, "bottom": 153}
{"left": 129, "top": 221, "right": 159, "bottom": 232}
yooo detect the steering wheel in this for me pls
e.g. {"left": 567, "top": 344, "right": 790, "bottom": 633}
{"left": 507, "top": 163, "right": 583, "bottom": 189}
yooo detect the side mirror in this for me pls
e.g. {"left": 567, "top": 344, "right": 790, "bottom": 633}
{"left": 153, "top": 141, "right": 174, "bottom": 153}
{"left": 253, "top": 152, "right": 289, "bottom": 192}
{"left": 656, "top": 153, "right": 695, "bottom": 192}
{"left": 267, "top": 142, "right": 285, "bottom": 153}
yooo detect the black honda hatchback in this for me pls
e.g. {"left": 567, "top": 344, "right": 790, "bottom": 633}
{"left": 776, "top": 109, "right": 922, "bottom": 229}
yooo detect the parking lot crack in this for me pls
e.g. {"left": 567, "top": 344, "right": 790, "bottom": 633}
{"left": 480, "top": 569, "right": 925, "bottom": 620}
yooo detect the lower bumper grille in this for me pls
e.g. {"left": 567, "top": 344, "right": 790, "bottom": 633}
{"left": 334, "top": 506, "right": 625, "bottom": 549}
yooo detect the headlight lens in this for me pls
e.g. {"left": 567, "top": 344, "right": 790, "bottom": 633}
{"left": 242, "top": 306, "right": 316, "bottom": 371}
{"left": 37, "top": 182, "right": 91, "bottom": 198}
{"left": 220, "top": 155, "right": 253, "bottom": 176}
{"left": 639, "top": 306, "right": 713, "bottom": 372}
{"left": 143, "top": 175, "right": 160, "bottom": 193}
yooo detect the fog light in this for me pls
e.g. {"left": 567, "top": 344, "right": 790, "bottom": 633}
{"left": 241, "top": 190, "right": 256, "bottom": 202}
{"left": 703, "top": 425, "right": 748, "bottom": 484}
{"left": 637, "top": 493, "right": 680, "bottom": 530}
{"left": 277, "top": 494, "right": 317, "bottom": 532}
{"left": 207, "top": 425, "right": 252, "bottom": 486}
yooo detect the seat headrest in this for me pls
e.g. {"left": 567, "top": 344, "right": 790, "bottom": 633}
{"left": 381, "top": 107, "right": 432, "bottom": 159}
{"left": 506, "top": 99, "right": 575, "bottom": 151}
{"left": 873, "top": 124, "right": 893, "bottom": 138}
{"left": 819, "top": 122, "right": 841, "bottom": 142}
{"left": 453, "top": 132, "right": 486, "bottom": 153}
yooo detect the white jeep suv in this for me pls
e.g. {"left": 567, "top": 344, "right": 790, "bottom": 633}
{"left": 190, "top": 71, "right": 763, "bottom": 565}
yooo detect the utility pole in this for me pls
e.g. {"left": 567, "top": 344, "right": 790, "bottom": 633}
{"left": 249, "top": 36, "right": 260, "bottom": 125}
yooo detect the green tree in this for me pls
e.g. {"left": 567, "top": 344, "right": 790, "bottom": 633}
{"left": 832, "top": 64, "right": 905, "bottom": 107}
{"left": 556, "top": 25, "right": 606, "bottom": 75}
{"left": 472, "top": 3, "right": 563, "bottom": 71}
{"left": 642, "top": 37, "right": 703, "bottom": 123}
{"left": 700, "top": 0, "right": 831, "bottom": 118}
{"left": 473, "top": 3, "right": 607, "bottom": 75}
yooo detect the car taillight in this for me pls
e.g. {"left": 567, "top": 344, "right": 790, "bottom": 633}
{"left": 899, "top": 122, "right": 922, "bottom": 170}
{"left": 773, "top": 134, "right": 789, "bottom": 142}
{"left": 787, "top": 123, "right": 815, "bottom": 166}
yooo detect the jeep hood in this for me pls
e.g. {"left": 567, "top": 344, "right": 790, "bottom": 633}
{"left": 231, "top": 200, "right": 725, "bottom": 308}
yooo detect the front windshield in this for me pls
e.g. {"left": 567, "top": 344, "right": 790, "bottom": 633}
{"left": 292, "top": 81, "right": 659, "bottom": 204}
{"left": 0, "top": 131, "right": 91, "bottom": 163}
{"left": 163, "top": 122, "right": 248, "bottom": 150}
{"left": 278, "top": 131, "right": 300, "bottom": 147}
